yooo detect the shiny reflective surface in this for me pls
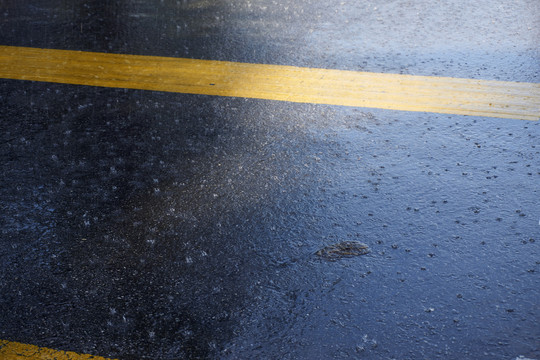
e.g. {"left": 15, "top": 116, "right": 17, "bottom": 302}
{"left": 1, "top": 1, "right": 539, "bottom": 359}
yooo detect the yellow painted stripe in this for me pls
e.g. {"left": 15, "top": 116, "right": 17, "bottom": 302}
{"left": 0, "top": 339, "right": 115, "bottom": 360}
{"left": 0, "top": 45, "right": 539, "bottom": 120}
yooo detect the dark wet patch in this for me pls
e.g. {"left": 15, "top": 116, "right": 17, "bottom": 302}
{"left": 315, "top": 241, "right": 370, "bottom": 260}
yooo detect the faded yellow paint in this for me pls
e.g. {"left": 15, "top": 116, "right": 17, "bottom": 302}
{"left": 0, "top": 339, "right": 115, "bottom": 360}
{"left": 0, "top": 45, "right": 539, "bottom": 120}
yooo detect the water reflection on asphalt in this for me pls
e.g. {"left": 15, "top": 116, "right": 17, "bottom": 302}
{"left": 0, "top": 0, "right": 539, "bottom": 359}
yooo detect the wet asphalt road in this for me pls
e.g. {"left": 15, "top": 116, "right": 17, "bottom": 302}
{"left": 1, "top": 1, "right": 539, "bottom": 359}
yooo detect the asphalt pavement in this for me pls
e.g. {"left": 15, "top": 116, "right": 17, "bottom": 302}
{"left": 0, "top": 1, "right": 539, "bottom": 359}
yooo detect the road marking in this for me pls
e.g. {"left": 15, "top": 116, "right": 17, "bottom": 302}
{"left": 0, "top": 45, "right": 539, "bottom": 121}
{"left": 0, "top": 339, "right": 115, "bottom": 360}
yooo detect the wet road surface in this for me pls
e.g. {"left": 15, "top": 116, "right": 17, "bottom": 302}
{"left": 1, "top": 1, "right": 539, "bottom": 359}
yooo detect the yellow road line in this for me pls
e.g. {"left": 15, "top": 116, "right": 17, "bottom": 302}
{"left": 0, "top": 339, "right": 115, "bottom": 360}
{"left": 1, "top": 45, "right": 539, "bottom": 120}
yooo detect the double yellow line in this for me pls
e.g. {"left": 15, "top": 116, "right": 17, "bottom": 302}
{"left": 1, "top": 45, "right": 538, "bottom": 121}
